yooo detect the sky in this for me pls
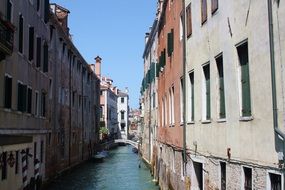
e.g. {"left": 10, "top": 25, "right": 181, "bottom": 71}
{"left": 52, "top": 0, "right": 157, "bottom": 108}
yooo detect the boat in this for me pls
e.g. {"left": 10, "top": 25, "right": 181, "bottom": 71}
{"left": 92, "top": 150, "right": 109, "bottom": 162}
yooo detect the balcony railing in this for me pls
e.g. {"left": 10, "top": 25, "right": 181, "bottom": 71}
{"left": 0, "top": 16, "right": 14, "bottom": 58}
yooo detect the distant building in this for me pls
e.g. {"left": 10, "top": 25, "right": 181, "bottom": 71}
{"left": 96, "top": 57, "right": 119, "bottom": 139}
{"left": 117, "top": 89, "right": 129, "bottom": 140}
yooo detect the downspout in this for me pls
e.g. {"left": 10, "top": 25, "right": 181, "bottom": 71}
{"left": 149, "top": 50, "right": 152, "bottom": 163}
{"left": 68, "top": 53, "right": 72, "bottom": 166}
{"left": 82, "top": 68, "right": 84, "bottom": 160}
{"left": 267, "top": 0, "right": 285, "bottom": 176}
{"left": 182, "top": 0, "right": 187, "bottom": 174}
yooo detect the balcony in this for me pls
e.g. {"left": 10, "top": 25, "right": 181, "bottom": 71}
{"left": 0, "top": 16, "right": 14, "bottom": 61}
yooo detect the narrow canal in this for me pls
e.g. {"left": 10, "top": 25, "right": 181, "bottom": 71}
{"left": 47, "top": 146, "right": 159, "bottom": 190}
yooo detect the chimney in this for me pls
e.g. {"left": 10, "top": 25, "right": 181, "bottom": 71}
{"left": 145, "top": 32, "right": 150, "bottom": 45}
{"left": 95, "top": 56, "right": 102, "bottom": 77}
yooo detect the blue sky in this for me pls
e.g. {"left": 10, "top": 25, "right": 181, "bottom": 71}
{"left": 52, "top": 1, "right": 157, "bottom": 108}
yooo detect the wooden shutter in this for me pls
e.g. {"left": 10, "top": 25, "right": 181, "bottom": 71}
{"left": 201, "top": 0, "right": 207, "bottom": 24}
{"left": 186, "top": 3, "right": 192, "bottom": 37}
{"left": 4, "top": 76, "right": 12, "bottom": 108}
{"left": 43, "top": 43, "right": 48, "bottom": 72}
{"left": 238, "top": 43, "right": 251, "bottom": 117}
{"left": 27, "top": 88, "right": 32, "bottom": 113}
{"left": 204, "top": 65, "right": 210, "bottom": 120}
{"left": 29, "top": 27, "right": 34, "bottom": 61}
{"left": 36, "top": 37, "right": 41, "bottom": 67}
{"left": 18, "top": 15, "right": 23, "bottom": 53}
{"left": 216, "top": 56, "right": 226, "bottom": 118}
{"left": 190, "top": 72, "right": 194, "bottom": 121}
{"left": 211, "top": 0, "right": 218, "bottom": 14}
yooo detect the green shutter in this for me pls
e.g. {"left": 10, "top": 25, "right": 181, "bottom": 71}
{"left": 204, "top": 65, "right": 210, "bottom": 120}
{"left": 238, "top": 43, "right": 251, "bottom": 117}
{"left": 241, "top": 63, "right": 251, "bottom": 116}
{"left": 219, "top": 77, "right": 226, "bottom": 118}
{"left": 167, "top": 29, "right": 174, "bottom": 57}
{"left": 190, "top": 72, "right": 194, "bottom": 121}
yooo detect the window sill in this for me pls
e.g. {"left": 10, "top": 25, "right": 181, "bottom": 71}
{"left": 217, "top": 118, "right": 226, "bottom": 123}
{"left": 201, "top": 120, "right": 211, "bottom": 124}
{"left": 180, "top": 122, "right": 184, "bottom": 126}
{"left": 187, "top": 121, "right": 195, "bottom": 125}
{"left": 239, "top": 116, "right": 253, "bottom": 122}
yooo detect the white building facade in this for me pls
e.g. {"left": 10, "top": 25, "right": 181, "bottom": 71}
{"left": 117, "top": 90, "right": 129, "bottom": 140}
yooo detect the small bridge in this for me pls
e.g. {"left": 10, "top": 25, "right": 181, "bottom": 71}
{"left": 114, "top": 139, "right": 138, "bottom": 149}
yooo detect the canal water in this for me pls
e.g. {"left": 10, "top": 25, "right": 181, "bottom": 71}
{"left": 47, "top": 146, "right": 159, "bottom": 190}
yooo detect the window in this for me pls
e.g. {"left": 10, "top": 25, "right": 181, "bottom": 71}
{"left": 179, "top": 14, "right": 183, "bottom": 41}
{"left": 17, "top": 82, "right": 27, "bottom": 112}
{"left": 188, "top": 72, "right": 194, "bottom": 122}
{"left": 18, "top": 14, "right": 24, "bottom": 53}
{"left": 167, "top": 29, "right": 174, "bottom": 57}
{"left": 216, "top": 55, "right": 226, "bottom": 119}
{"left": 201, "top": 0, "right": 207, "bottom": 24}
{"left": 44, "top": 0, "right": 49, "bottom": 23}
{"left": 72, "top": 91, "right": 75, "bottom": 107}
{"left": 180, "top": 78, "right": 184, "bottom": 123}
{"left": 35, "top": 91, "right": 39, "bottom": 116}
{"left": 40, "top": 141, "right": 44, "bottom": 162}
{"left": 269, "top": 173, "right": 281, "bottom": 190}
{"left": 27, "top": 87, "right": 32, "bottom": 113}
{"left": 121, "top": 111, "right": 125, "bottom": 120}
{"left": 220, "top": 162, "right": 226, "bottom": 190}
{"left": 4, "top": 75, "right": 12, "bottom": 109}
{"left": 211, "top": 0, "right": 218, "bottom": 14}
{"left": 15, "top": 151, "right": 19, "bottom": 174}
{"left": 153, "top": 92, "right": 156, "bottom": 108}
{"left": 193, "top": 162, "right": 203, "bottom": 189}
{"left": 243, "top": 167, "right": 252, "bottom": 190}
{"left": 237, "top": 42, "right": 251, "bottom": 117}
{"left": 34, "top": 142, "right": 37, "bottom": 162}
{"left": 162, "top": 98, "right": 165, "bottom": 127}
{"left": 36, "top": 0, "right": 40, "bottom": 11}
{"left": 186, "top": 3, "right": 192, "bottom": 37}
{"left": 28, "top": 26, "right": 34, "bottom": 61}
{"left": 121, "top": 97, "right": 124, "bottom": 103}
{"left": 43, "top": 42, "right": 48, "bottom": 72}
{"left": 1, "top": 152, "right": 7, "bottom": 180}
{"left": 169, "top": 90, "right": 172, "bottom": 126}
{"left": 41, "top": 91, "right": 46, "bottom": 117}
{"left": 6, "top": 0, "right": 12, "bottom": 22}
{"left": 36, "top": 37, "right": 41, "bottom": 68}
{"left": 203, "top": 64, "right": 211, "bottom": 120}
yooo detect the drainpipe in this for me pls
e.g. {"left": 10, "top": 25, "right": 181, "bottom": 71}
{"left": 149, "top": 50, "right": 152, "bottom": 163}
{"left": 68, "top": 53, "right": 72, "bottom": 166}
{"left": 267, "top": 0, "right": 285, "bottom": 178}
{"left": 182, "top": 0, "right": 187, "bottom": 174}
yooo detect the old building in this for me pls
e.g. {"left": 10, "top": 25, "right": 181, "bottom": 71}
{"left": 117, "top": 89, "right": 129, "bottom": 140}
{"left": 155, "top": 0, "right": 186, "bottom": 189}
{"left": 96, "top": 57, "right": 119, "bottom": 139}
{"left": 0, "top": 0, "right": 50, "bottom": 189}
{"left": 183, "top": 0, "right": 285, "bottom": 189}
{"left": 46, "top": 3, "right": 100, "bottom": 180}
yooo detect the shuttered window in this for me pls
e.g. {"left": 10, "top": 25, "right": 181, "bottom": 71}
{"left": 189, "top": 72, "right": 194, "bottom": 121}
{"left": 203, "top": 64, "right": 210, "bottom": 120}
{"left": 4, "top": 75, "right": 12, "bottom": 109}
{"left": 43, "top": 42, "right": 48, "bottom": 72}
{"left": 167, "top": 29, "right": 174, "bottom": 57}
{"left": 44, "top": 0, "right": 49, "bottom": 23}
{"left": 36, "top": 0, "right": 40, "bottom": 11}
{"left": 27, "top": 87, "right": 32, "bottom": 113}
{"left": 28, "top": 27, "right": 34, "bottom": 61}
{"left": 36, "top": 37, "right": 41, "bottom": 68}
{"left": 201, "top": 0, "right": 207, "bottom": 24}
{"left": 186, "top": 3, "right": 192, "bottom": 37}
{"left": 17, "top": 83, "right": 27, "bottom": 112}
{"left": 211, "top": 0, "right": 218, "bottom": 14}
{"left": 6, "top": 0, "right": 12, "bottom": 22}
{"left": 216, "top": 55, "right": 226, "bottom": 119}
{"left": 237, "top": 42, "right": 251, "bottom": 117}
{"left": 41, "top": 92, "right": 46, "bottom": 117}
{"left": 18, "top": 14, "right": 23, "bottom": 53}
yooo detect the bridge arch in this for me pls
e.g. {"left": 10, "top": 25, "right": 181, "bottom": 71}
{"left": 114, "top": 139, "right": 138, "bottom": 149}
